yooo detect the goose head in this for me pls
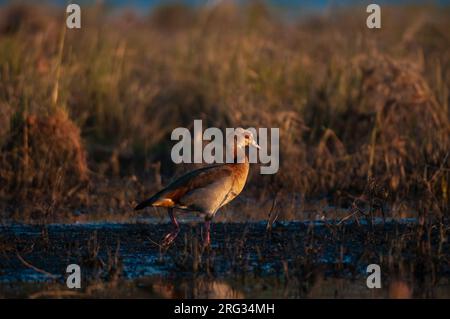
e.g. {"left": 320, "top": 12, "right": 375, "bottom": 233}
{"left": 229, "top": 127, "right": 261, "bottom": 151}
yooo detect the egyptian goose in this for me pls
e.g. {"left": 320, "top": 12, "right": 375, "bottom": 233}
{"left": 135, "top": 128, "right": 260, "bottom": 247}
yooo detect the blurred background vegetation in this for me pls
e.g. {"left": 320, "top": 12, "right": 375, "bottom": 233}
{"left": 0, "top": 1, "right": 449, "bottom": 222}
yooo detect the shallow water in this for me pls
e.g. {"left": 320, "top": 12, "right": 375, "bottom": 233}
{"left": 0, "top": 220, "right": 449, "bottom": 298}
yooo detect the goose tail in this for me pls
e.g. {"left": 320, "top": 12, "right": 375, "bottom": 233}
{"left": 134, "top": 197, "right": 155, "bottom": 210}
{"left": 134, "top": 192, "right": 161, "bottom": 210}
{"left": 134, "top": 188, "right": 172, "bottom": 210}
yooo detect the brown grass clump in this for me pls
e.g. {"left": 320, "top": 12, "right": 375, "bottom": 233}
{"left": 0, "top": 109, "right": 88, "bottom": 219}
{"left": 358, "top": 55, "right": 450, "bottom": 214}
{"left": 265, "top": 53, "right": 449, "bottom": 219}
{"left": 0, "top": 3, "right": 47, "bottom": 35}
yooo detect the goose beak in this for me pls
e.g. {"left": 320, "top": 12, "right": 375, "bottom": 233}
{"left": 251, "top": 140, "right": 261, "bottom": 149}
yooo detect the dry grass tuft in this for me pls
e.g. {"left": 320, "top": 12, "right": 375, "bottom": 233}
{"left": 0, "top": 109, "right": 88, "bottom": 219}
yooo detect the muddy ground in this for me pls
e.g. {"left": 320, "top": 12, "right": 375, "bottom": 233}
{"left": 0, "top": 220, "right": 449, "bottom": 298}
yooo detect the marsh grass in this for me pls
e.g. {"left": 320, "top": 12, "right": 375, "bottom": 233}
{"left": 0, "top": 2, "right": 449, "bottom": 222}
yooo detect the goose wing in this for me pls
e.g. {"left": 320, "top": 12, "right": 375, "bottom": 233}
{"left": 135, "top": 164, "right": 234, "bottom": 211}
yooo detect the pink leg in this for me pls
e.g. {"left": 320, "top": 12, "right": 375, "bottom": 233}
{"left": 203, "top": 220, "right": 211, "bottom": 247}
{"left": 161, "top": 208, "right": 179, "bottom": 247}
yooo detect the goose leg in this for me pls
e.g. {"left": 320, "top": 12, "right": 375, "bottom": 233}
{"left": 161, "top": 208, "right": 179, "bottom": 247}
{"left": 203, "top": 220, "right": 211, "bottom": 248}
